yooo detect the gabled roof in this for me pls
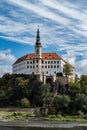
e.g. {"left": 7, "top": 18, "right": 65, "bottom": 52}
{"left": 13, "top": 53, "right": 62, "bottom": 64}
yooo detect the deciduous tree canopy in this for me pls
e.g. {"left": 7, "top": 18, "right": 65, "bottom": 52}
{"left": 63, "top": 63, "right": 72, "bottom": 77}
{"left": 0, "top": 73, "right": 87, "bottom": 115}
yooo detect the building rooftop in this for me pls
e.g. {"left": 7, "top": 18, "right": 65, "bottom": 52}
{"left": 13, "top": 52, "right": 74, "bottom": 68}
{"left": 13, "top": 53, "right": 62, "bottom": 64}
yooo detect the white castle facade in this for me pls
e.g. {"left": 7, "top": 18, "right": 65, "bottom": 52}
{"left": 12, "top": 28, "right": 75, "bottom": 82}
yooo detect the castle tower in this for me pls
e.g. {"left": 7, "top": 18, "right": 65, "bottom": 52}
{"left": 34, "top": 26, "right": 42, "bottom": 80}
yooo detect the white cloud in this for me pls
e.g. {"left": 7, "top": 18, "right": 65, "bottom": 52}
{"left": 40, "top": 0, "right": 87, "bottom": 21}
{"left": 62, "top": 51, "right": 87, "bottom": 76}
{"left": 6, "top": 0, "right": 87, "bottom": 37}
{"left": 62, "top": 52, "right": 76, "bottom": 66}
{"left": 0, "top": 15, "right": 29, "bottom": 35}
{"left": 1, "top": 0, "right": 87, "bottom": 44}
{"left": 76, "top": 59, "right": 87, "bottom": 76}
{"left": 7, "top": 0, "right": 70, "bottom": 25}
{"left": 0, "top": 65, "right": 12, "bottom": 77}
{"left": 2, "top": 49, "right": 11, "bottom": 53}
{"left": 0, "top": 35, "right": 34, "bottom": 45}
{"left": 0, "top": 49, "right": 16, "bottom": 77}
{"left": 0, "top": 49, "right": 16, "bottom": 63}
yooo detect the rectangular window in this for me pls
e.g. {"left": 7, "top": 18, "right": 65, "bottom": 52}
{"left": 27, "top": 61, "right": 29, "bottom": 64}
{"left": 36, "top": 65, "right": 38, "bottom": 68}
{"left": 30, "top": 61, "right": 32, "bottom": 64}
{"left": 54, "top": 65, "right": 56, "bottom": 68}
{"left": 27, "top": 66, "right": 29, "bottom": 68}
{"left": 57, "top": 61, "right": 59, "bottom": 63}
{"left": 45, "top": 61, "right": 47, "bottom": 64}
{"left": 46, "top": 71, "right": 48, "bottom": 74}
{"left": 54, "top": 71, "right": 56, "bottom": 74}
{"left": 45, "top": 66, "right": 47, "bottom": 68}
{"left": 42, "top": 65, "right": 44, "bottom": 68}
{"left": 48, "top": 61, "right": 50, "bottom": 64}
{"left": 51, "top": 61, "right": 53, "bottom": 64}
{"left": 36, "top": 60, "right": 38, "bottom": 63}
{"left": 57, "top": 65, "right": 59, "bottom": 68}
{"left": 30, "top": 66, "right": 32, "bottom": 68}
{"left": 54, "top": 61, "right": 56, "bottom": 64}
{"left": 48, "top": 65, "right": 50, "bottom": 68}
{"left": 51, "top": 65, "right": 53, "bottom": 68}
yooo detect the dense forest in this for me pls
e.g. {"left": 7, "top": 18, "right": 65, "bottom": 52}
{"left": 0, "top": 73, "right": 87, "bottom": 115}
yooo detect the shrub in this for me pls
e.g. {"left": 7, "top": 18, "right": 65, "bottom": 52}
{"left": 84, "top": 114, "right": 87, "bottom": 119}
{"left": 48, "top": 115, "right": 56, "bottom": 118}
{"left": 17, "top": 112, "right": 22, "bottom": 116}
{"left": 26, "top": 112, "right": 33, "bottom": 117}
{"left": 49, "top": 108, "right": 56, "bottom": 115}
{"left": 12, "top": 112, "right": 22, "bottom": 116}
{"left": 56, "top": 114, "right": 63, "bottom": 119}
{"left": 13, "top": 112, "right": 17, "bottom": 116}
{"left": 20, "top": 98, "right": 30, "bottom": 108}
{"left": 77, "top": 110, "right": 84, "bottom": 117}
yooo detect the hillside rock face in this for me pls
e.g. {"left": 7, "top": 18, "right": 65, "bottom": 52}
{"left": 45, "top": 76, "right": 70, "bottom": 95}
{"left": 55, "top": 77, "right": 69, "bottom": 95}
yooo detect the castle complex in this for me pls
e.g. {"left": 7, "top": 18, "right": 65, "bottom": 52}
{"left": 12, "top": 27, "right": 75, "bottom": 83}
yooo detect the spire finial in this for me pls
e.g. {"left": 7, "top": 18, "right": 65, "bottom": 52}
{"left": 38, "top": 25, "right": 39, "bottom": 29}
{"left": 36, "top": 25, "right": 41, "bottom": 45}
{"left": 37, "top": 25, "right": 40, "bottom": 36}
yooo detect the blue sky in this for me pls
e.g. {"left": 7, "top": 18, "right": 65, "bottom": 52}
{"left": 0, "top": 0, "right": 87, "bottom": 77}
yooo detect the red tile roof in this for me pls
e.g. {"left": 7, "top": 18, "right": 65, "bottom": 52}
{"left": 13, "top": 53, "right": 62, "bottom": 64}
{"left": 13, "top": 52, "right": 74, "bottom": 68}
{"left": 42, "top": 53, "right": 61, "bottom": 60}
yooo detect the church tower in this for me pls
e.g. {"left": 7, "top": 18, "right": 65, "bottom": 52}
{"left": 34, "top": 26, "right": 42, "bottom": 80}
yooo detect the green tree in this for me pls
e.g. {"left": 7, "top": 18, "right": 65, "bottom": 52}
{"left": 0, "top": 73, "right": 12, "bottom": 106}
{"left": 29, "top": 80, "right": 42, "bottom": 106}
{"left": 79, "top": 75, "right": 87, "bottom": 95}
{"left": 69, "top": 82, "right": 81, "bottom": 97}
{"left": 63, "top": 63, "right": 72, "bottom": 77}
{"left": 73, "top": 94, "right": 87, "bottom": 114}
{"left": 80, "top": 75, "right": 87, "bottom": 86}
{"left": 52, "top": 95, "right": 71, "bottom": 114}
{"left": 14, "top": 77, "right": 30, "bottom": 100}
{"left": 39, "top": 83, "right": 53, "bottom": 107}
{"left": 75, "top": 74, "right": 80, "bottom": 83}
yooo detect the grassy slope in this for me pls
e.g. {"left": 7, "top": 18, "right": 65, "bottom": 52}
{"left": 0, "top": 111, "right": 87, "bottom": 122}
